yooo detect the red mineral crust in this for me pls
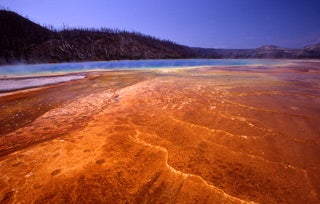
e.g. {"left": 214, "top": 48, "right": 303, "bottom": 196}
{"left": 0, "top": 63, "right": 320, "bottom": 203}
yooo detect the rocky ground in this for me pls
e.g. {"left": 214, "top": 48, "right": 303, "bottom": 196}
{"left": 0, "top": 62, "right": 320, "bottom": 203}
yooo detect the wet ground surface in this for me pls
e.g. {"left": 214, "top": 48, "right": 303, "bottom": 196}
{"left": 0, "top": 62, "right": 320, "bottom": 203}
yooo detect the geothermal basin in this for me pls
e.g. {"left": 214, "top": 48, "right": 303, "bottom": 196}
{"left": 0, "top": 59, "right": 320, "bottom": 203}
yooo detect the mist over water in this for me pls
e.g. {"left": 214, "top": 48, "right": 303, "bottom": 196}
{"left": 0, "top": 59, "right": 283, "bottom": 77}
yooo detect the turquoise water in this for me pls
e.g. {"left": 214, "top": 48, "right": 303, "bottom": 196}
{"left": 0, "top": 59, "right": 283, "bottom": 77}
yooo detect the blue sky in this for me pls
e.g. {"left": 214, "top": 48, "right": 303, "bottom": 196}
{"left": 1, "top": 0, "right": 320, "bottom": 48}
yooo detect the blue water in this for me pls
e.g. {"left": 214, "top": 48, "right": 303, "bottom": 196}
{"left": 0, "top": 59, "right": 283, "bottom": 77}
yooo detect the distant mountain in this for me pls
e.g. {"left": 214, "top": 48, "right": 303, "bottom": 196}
{"left": 0, "top": 10, "right": 319, "bottom": 65}
{"left": 297, "top": 43, "right": 320, "bottom": 58}
{"left": 194, "top": 44, "right": 320, "bottom": 59}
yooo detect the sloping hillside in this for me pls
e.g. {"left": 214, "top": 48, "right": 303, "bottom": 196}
{"left": 0, "top": 10, "right": 194, "bottom": 64}
{"left": 0, "top": 10, "right": 53, "bottom": 63}
{"left": 28, "top": 29, "right": 194, "bottom": 63}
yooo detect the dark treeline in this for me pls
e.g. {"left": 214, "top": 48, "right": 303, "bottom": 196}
{"left": 1, "top": 10, "right": 320, "bottom": 65}
{"left": 0, "top": 10, "right": 194, "bottom": 64}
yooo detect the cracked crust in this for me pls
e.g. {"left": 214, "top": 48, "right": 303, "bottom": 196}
{"left": 0, "top": 64, "right": 320, "bottom": 203}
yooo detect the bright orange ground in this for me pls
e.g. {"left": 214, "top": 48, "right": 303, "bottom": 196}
{"left": 1, "top": 62, "right": 320, "bottom": 203}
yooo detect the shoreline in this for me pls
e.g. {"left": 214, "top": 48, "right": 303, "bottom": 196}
{"left": 1, "top": 58, "right": 319, "bottom": 67}
{"left": 0, "top": 58, "right": 314, "bottom": 95}
{"left": 0, "top": 58, "right": 300, "bottom": 78}
{"left": 0, "top": 74, "right": 87, "bottom": 93}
